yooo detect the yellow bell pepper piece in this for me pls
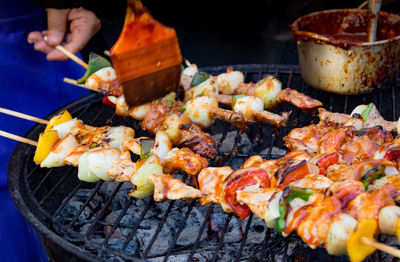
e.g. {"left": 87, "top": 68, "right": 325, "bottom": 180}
{"left": 397, "top": 219, "right": 400, "bottom": 244}
{"left": 33, "top": 130, "right": 59, "bottom": 164}
{"left": 347, "top": 219, "right": 377, "bottom": 262}
{"left": 44, "top": 110, "right": 72, "bottom": 133}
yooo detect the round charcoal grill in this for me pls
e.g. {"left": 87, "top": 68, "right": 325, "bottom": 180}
{"left": 7, "top": 64, "right": 400, "bottom": 262}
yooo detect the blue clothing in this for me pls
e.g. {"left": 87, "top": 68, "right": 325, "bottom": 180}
{"left": 0, "top": 3, "right": 89, "bottom": 261}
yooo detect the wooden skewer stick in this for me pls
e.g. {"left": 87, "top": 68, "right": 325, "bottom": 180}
{"left": 0, "top": 107, "right": 49, "bottom": 125}
{"left": 358, "top": 0, "right": 368, "bottom": 9}
{"left": 63, "top": 78, "right": 99, "bottom": 92}
{"left": 104, "top": 50, "right": 110, "bottom": 56}
{"left": 361, "top": 237, "right": 400, "bottom": 258}
{"left": 43, "top": 36, "right": 88, "bottom": 69}
{"left": 0, "top": 130, "right": 37, "bottom": 146}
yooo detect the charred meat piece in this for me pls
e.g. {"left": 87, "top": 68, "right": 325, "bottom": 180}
{"left": 148, "top": 173, "right": 201, "bottom": 201}
{"left": 254, "top": 110, "right": 291, "bottom": 128}
{"left": 277, "top": 88, "right": 323, "bottom": 110}
{"left": 162, "top": 147, "right": 208, "bottom": 175}
{"left": 198, "top": 166, "right": 233, "bottom": 206}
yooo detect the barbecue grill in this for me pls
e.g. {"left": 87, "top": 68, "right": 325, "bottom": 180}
{"left": 7, "top": 64, "right": 400, "bottom": 262}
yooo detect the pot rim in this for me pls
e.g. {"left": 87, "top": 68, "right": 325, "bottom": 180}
{"left": 291, "top": 8, "right": 400, "bottom": 47}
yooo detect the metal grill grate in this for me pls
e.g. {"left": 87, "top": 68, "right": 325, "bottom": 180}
{"left": 8, "top": 64, "right": 400, "bottom": 262}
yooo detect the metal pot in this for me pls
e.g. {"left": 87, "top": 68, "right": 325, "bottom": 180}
{"left": 291, "top": 9, "right": 400, "bottom": 95}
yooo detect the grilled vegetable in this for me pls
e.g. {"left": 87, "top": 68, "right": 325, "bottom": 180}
{"left": 190, "top": 72, "right": 210, "bottom": 89}
{"left": 184, "top": 96, "right": 218, "bottom": 128}
{"left": 40, "top": 133, "right": 80, "bottom": 168}
{"left": 378, "top": 206, "right": 400, "bottom": 235}
{"left": 326, "top": 213, "right": 358, "bottom": 255}
{"left": 184, "top": 78, "right": 218, "bottom": 102}
{"left": 361, "top": 164, "right": 385, "bottom": 190}
{"left": 85, "top": 67, "right": 116, "bottom": 89}
{"left": 77, "top": 151, "right": 101, "bottom": 183}
{"left": 215, "top": 71, "right": 244, "bottom": 95}
{"left": 361, "top": 103, "right": 374, "bottom": 121}
{"left": 129, "top": 155, "right": 163, "bottom": 198}
{"left": 347, "top": 219, "right": 377, "bottom": 262}
{"left": 105, "top": 126, "right": 135, "bottom": 151}
{"left": 351, "top": 104, "right": 368, "bottom": 117}
{"left": 153, "top": 130, "right": 172, "bottom": 160}
{"left": 129, "top": 103, "right": 152, "bottom": 120}
{"left": 221, "top": 168, "right": 271, "bottom": 219}
{"left": 33, "top": 130, "right": 59, "bottom": 164}
{"left": 275, "top": 187, "right": 314, "bottom": 233}
{"left": 77, "top": 52, "right": 111, "bottom": 84}
{"left": 140, "top": 139, "right": 154, "bottom": 160}
{"left": 44, "top": 110, "right": 73, "bottom": 133}
{"left": 87, "top": 148, "right": 120, "bottom": 181}
{"left": 232, "top": 96, "right": 264, "bottom": 120}
{"left": 264, "top": 191, "right": 283, "bottom": 228}
{"left": 254, "top": 76, "right": 282, "bottom": 110}
{"left": 52, "top": 118, "right": 82, "bottom": 139}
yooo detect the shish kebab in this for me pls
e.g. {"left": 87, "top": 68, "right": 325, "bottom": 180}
{"left": 0, "top": 110, "right": 207, "bottom": 199}
{"left": 66, "top": 58, "right": 322, "bottom": 130}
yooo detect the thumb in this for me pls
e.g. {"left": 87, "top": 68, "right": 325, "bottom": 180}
{"left": 46, "top": 8, "right": 69, "bottom": 46}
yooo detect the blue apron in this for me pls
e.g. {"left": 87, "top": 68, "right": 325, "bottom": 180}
{"left": 0, "top": 2, "right": 89, "bottom": 261}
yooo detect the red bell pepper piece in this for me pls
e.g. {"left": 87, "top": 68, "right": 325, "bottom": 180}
{"left": 316, "top": 153, "right": 339, "bottom": 176}
{"left": 224, "top": 168, "right": 270, "bottom": 219}
{"left": 102, "top": 96, "right": 116, "bottom": 109}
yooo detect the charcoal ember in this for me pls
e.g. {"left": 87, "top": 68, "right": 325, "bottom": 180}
{"left": 134, "top": 217, "right": 166, "bottom": 253}
{"left": 98, "top": 181, "right": 120, "bottom": 200}
{"left": 108, "top": 182, "right": 134, "bottom": 211}
{"left": 218, "top": 131, "right": 236, "bottom": 153}
{"left": 210, "top": 213, "right": 243, "bottom": 243}
{"left": 55, "top": 201, "right": 94, "bottom": 225}
{"left": 104, "top": 206, "right": 154, "bottom": 238}
{"left": 173, "top": 207, "right": 207, "bottom": 246}
{"left": 90, "top": 237, "right": 138, "bottom": 259}
{"left": 245, "top": 216, "right": 266, "bottom": 244}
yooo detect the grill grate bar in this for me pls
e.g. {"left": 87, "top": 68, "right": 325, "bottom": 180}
{"left": 142, "top": 200, "right": 176, "bottom": 258}
{"left": 393, "top": 87, "right": 396, "bottom": 121}
{"left": 102, "top": 197, "right": 134, "bottom": 245}
{"left": 84, "top": 183, "right": 124, "bottom": 237}
{"left": 69, "top": 181, "right": 104, "bottom": 226}
{"left": 122, "top": 198, "right": 154, "bottom": 251}
{"left": 39, "top": 167, "right": 77, "bottom": 204}
{"left": 234, "top": 213, "right": 253, "bottom": 262}
{"left": 211, "top": 213, "right": 233, "bottom": 262}
{"left": 163, "top": 200, "right": 196, "bottom": 261}
{"left": 187, "top": 204, "right": 214, "bottom": 261}
{"left": 52, "top": 181, "right": 83, "bottom": 218}
{"left": 26, "top": 165, "right": 39, "bottom": 180}
{"left": 32, "top": 168, "right": 58, "bottom": 195}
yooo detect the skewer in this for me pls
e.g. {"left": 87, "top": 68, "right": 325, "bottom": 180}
{"left": 0, "top": 130, "right": 37, "bottom": 146}
{"left": 63, "top": 78, "right": 99, "bottom": 92}
{"left": 43, "top": 36, "right": 88, "bottom": 69}
{"left": 0, "top": 107, "right": 49, "bottom": 124}
{"left": 361, "top": 237, "right": 400, "bottom": 258}
{"left": 104, "top": 50, "right": 110, "bottom": 56}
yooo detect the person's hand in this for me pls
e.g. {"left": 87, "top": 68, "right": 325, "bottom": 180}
{"left": 27, "top": 8, "right": 101, "bottom": 61}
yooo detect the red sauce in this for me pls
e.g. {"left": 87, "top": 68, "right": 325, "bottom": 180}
{"left": 291, "top": 9, "right": 400, "bottom": 47}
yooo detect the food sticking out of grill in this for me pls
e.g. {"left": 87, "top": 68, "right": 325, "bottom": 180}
{"left": 109, "top": 0, "right": 182, "bottom": 106}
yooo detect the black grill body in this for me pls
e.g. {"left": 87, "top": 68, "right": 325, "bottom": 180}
{"left": 7, "top": 64, "right": 400, "bottom": 262}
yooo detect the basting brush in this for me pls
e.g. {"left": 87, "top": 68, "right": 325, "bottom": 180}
{"left": 110, "top": 0, "right": 182, "bottom": 106}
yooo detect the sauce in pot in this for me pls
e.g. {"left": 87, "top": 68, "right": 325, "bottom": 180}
{"left": 291, "top": 9, "right": 400, "bottom": 47}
